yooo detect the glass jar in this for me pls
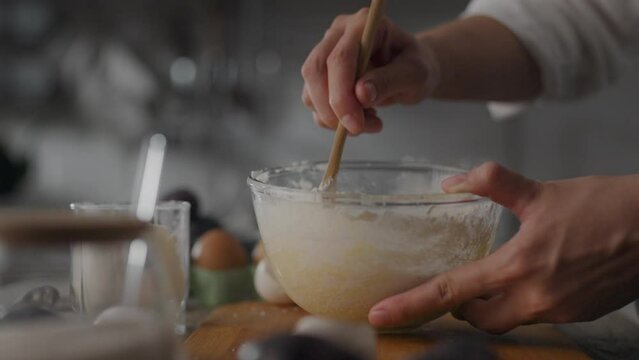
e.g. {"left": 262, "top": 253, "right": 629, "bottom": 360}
{"left": 70, "top": 201, "right": 190, "bottom": 334}
{"left": 0, "top": 210, "right": 183, "bottom": 359}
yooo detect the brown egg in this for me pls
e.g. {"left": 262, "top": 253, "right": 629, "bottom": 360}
{"left": 252, "top": 240, "right": 266, "bottom": 263}
{"left": 193, "top": 229, "right": 247, "bottom": 270}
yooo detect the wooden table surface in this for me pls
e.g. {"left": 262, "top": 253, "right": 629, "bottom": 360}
{"left": 185, "top": 301, "right": 590, "bottom": 360}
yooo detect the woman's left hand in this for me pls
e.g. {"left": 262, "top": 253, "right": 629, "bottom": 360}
{"left": 368, "top": 162, "right": 639, "bottom": 333}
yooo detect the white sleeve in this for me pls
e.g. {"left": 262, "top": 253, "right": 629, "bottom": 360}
{"left": 464, "top": 0, "right": 639, "bottom": 101}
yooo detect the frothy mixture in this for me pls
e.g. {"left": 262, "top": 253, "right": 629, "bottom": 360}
{"left": 254, "top": 197, "right": 500, "bottom": 321}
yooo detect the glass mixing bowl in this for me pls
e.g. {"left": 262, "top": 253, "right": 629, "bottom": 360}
{"left": 248, "top": 161, "right": 502, "bottom": 321}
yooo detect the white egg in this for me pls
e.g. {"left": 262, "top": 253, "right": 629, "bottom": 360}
{"left": 294, "top": 316, "right": 376, "bottom": 360}
{"left": 254, "top": 259, "right": 293, "bottom": 304}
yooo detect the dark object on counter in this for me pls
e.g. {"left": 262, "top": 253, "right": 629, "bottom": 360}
{"left": 0, "top": 143, "right": 27, "bottom": 195}
{"left": 17, "top": 285, "right": 60, "bottom": 310}
{"left": 161, "top": 188, "right": 220, "bottom": 246}
{"left": 412, "top": 339, "right": 497, "bottom": 360}
{"left": 237, "top": 334, "right": 363, "bottom": 360}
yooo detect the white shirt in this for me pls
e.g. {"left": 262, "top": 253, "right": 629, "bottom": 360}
{"left": 464, "top": 0, "right": 639, "bottom": 100}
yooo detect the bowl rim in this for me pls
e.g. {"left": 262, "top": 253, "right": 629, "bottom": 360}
{"left": 247, "top": 160, "right": 489, "bottom": 206}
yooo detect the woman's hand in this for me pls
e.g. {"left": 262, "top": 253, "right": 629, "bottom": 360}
{"left": 301, "top": 8, "right": 440, "bottom": 135}
{"left": 368, "top": 162, "right": 639, "bottom": 333}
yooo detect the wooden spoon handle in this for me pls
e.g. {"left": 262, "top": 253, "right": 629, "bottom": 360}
{"left": 320, "top": 0, "right": 386, "bottom": 189}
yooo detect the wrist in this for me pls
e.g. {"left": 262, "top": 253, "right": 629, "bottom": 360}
{"left": 415, "top": 16, "right": 542, "bottom": 101}
{"left": 415, "top": 24, "right": 462, "bottom": 99}
{"left": 413, "top": 34, "right": 442, "bottom": 99}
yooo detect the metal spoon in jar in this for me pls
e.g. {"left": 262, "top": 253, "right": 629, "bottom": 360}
{"left": 122, "top": 133, "right": 167, "bottom": 306}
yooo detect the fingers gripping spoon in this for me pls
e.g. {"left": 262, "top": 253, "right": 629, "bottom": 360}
{"left": 319, "top": 0, "right": 386, "bottom": 191}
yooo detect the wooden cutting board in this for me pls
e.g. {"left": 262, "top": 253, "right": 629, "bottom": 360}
{"left": 185, "top": 301, "right": 590, "bottom": 360}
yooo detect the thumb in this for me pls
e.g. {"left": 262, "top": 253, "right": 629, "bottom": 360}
{"left": 369, "top": 253, "right": 508, "bottom": 328}
{"left": 441, "top": 162, "right": 541, "bottom": 219}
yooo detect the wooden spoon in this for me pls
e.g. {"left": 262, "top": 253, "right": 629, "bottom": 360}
{"left": 320, "top": 0, "right": 386, "bottom": 190}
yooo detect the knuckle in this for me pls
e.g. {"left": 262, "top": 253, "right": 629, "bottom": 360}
{"left": 328, "top": 95, "right": 347, "bottom": 113}
{"left": 326, "top": 46, "right": 352, "bottom": 67}
{"left": 524, "top": 288, "right": 556, "bottom": 321}
{"left": 331, "top": 14, "right": 348, "bottom": 27}
{"left": 323, "top": 28, "right": 336, "bottom": 39}
{"left": 313, "top": 113, "right": 333, "bottom": 129}
{"left": 506, "top": 251, "right": 533, "bottom": 279}
{"left": 475, "top": 161, "right": 503, "bottom": 186}
{"left": 301, "top": 57, "right": 325, "bottom": 80}
{"left": 357, "top": 7, "right": 370, "bottom": 17}
{"left": 313, "top": 115, "right": 327, "bottom": 129}
{"left": 436, "top": 275, "right": 458, "bottom": 307}
{"left": 323, "top": 116, "right": 339, "bottom": 129}
{"left": 300, "top": 63, "right": 312, "bottom": 79}
{"left": 302, "top": 95, "right": 313, "bottom": 108}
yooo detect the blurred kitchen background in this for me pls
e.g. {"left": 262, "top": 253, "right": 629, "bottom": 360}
{"left": 2, "top": 1, "right": 639, "bottom": 357}
{"left": 1, "top": 0, "right": 638, "bottom": 243}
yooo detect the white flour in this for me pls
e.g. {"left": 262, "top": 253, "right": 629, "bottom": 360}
{"left": 254, "top": 197, "right": 500, "bottom": 321}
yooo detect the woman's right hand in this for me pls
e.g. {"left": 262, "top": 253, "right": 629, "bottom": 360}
{"left": 301, "top": 8, "right": 440, "bottom": 135}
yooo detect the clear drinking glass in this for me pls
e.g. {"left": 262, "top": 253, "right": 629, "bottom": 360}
{"left": 70, "top": 201, "right": 190, "bottom": 334}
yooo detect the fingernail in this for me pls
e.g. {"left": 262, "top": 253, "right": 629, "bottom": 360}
{"left": 442, "top": 173, "right": 470, "bottom": 193}
{"left": 341, "top": 114, "right": 361, "bottom": 134}
{"left": 364, "top": 81, "right": 377, "bottom": 103}
{"left": 369, "top": 307, "right": 390, "bottom": 326}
